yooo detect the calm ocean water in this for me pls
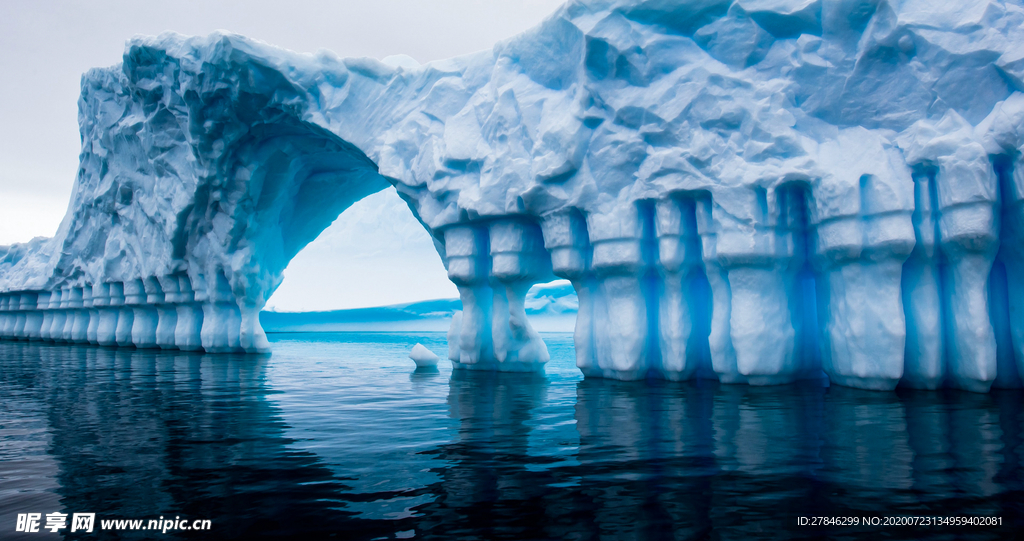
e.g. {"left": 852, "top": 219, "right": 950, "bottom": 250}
{"left": 1, "top": 332, "right": 1022, "bottom": 540}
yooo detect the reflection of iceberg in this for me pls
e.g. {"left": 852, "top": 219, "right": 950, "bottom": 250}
{"left": 3, "top": 339, "right": 1021, "bottom": 537}
{"left": 0, "top": 362, "right": 63, "bottom": 540}
{"left": 568, "top": 379, "right": 1021, "bottom": 538}
{"left": 412, "top": 371, "right": 1024, "bottom": 538}
{"left": 0, "top": 342, "right": 400, "bottom": 539}
{"left": 413, "top": 369, "right": 553, "bottom": 533}
{"left": 2, "top": 1, "right": 1024, "bottom": 390}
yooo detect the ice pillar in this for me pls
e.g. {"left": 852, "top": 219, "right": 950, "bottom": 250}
{"left": 69, "top": 287, "right": 88, "bottom": 343}
{"left": 98, "top": 283, "right": 122, "bottom": 346}
{"left": 23, "top": 292, "right": 44, "bottom": 341}
{"left": 541, "top": 210, "right": 596, "bottom": 374}
{"left": 997, "top": 154, "right": 1024, "bottom": 386}
{"left": 85, "top": 285, "right": 100, "bottom": 344}
{"left": 114, "top": 283, "right": 135, "bottom": 347}
{"left": 199, "top": 272, "right": 241, "bottom": 353}
{"left": 902, "top": 169, "right": 945, "bottom": 389}
{"left": 816, "top": 175, "right": 915, "bottom": 391}
{"left": 654, "top": 197, "right": 711, "bottom": 381}
{"left": 698, "top": 189, "right": 806, "bottom": 385}
{"left": 52, "top": 288, "right": 70, "bottom": 343}
{"left": 23, "top": 292, "right": 43, "bottom": 341}
{"left": 445, "top": 225, "right": 493, "bottom": 367}
{"left": 936, "top": 154, "right": 1000, "bottom": 392}
{"left": 488, "top": 219, "right": 551, "bottom": 371}
{"left": 174, "top": 275, "right": 203, "bottom": 351}
{"left": 0, "top": 295, "right": 12, "bottom": 339}
{"left": 93, "top": 283, "right": 119, "bottom": 346}
{"left": 38, "top": 292, "right": 53, "bottom": 341}
{"left": 583, "top": 204, "right": 656, "bottom": 380}
{"left": 155, "top": 275, "right": 179, "bottom": 350}
{"left": 127, "top": 279, "right": 158, "bottom": 348}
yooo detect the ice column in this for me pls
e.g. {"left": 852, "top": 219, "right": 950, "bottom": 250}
{"left": 445, "top": 225, "right": 493, "bottom": 367}
{"left": 238, "top": 302, "right": 269, "bottom": 353}
{"left": 699, "top": 190, "right": 803, "bottom": 385}
{"left": 155, "top": 276, "right": 178, "bottom": 350}
{"left": 174, "top": 275, "right": 203, "bottom": 351}
{"left": 38, "top": 292, "right": 53, "bottom": 341}
{"left": 488, "top": 219, "right": 551, "bottom": 371}
{"left": 199, "top": 272, "right": 241, "bottom": 353}
{"left": 0, "top": 295, "right": 10, "bottom": 339}
{"left": 998, "top": 155, "right": 1024, "bottom": 385}
{"left": 69, "top": 287, "right": 88, "bottom": 343}
{"left": 11, "top": 294, "right": 26, "bottom": 339}
{"left": 11, "top": 294, "right": 22, "bottom": 339}
{"left": 8, "top": 293, "right": 24, "bottom": 339}
{"left": 58, "top": 287, "right": 75, "bottom": 342}
{"left": 127, "top": 279, "right": 158, "bottom": 348}
{"left": 97, "top": 283, "right": 120, "bottom": 346}
{"left": 44, "top": 290, "right": 63, "bottom": 341}
{"left": 447, "top": 310, "right": 463, "bottom": 361}
{"left": 0, "top": 295, "right": 11, "bottom": 339}
{"left": 51, "top": 288, "right": 70, "bottom": 343}
{"left": 236, "top": 279, "right": 270, "bottom": 354}
{"left": 4, "top": 294, "right": 18, "bottom": 339}
{"left": 936, "top": 153, "right": 1000, "bottom": 392}
{"left": 17, "top": 293, "right": 35, "bottom": 339}
{"left": 777, "top": 184, "right": 822, "bottom": 380}
{"left": 902, "top": 169, "right": 945, "bottom": 388}
{"left": 541, "top": 210, "right": 595, "bottom": 375}
{"left": 114, "top": 283, "right": 135, "bottom": 347}
{"left": 698, "top": 198, "right": 740, "bottom": 384}
{"left": 24, "top": 292, "right": 43, "bottom": 340}
{"left": 86, "top": 285, "right": 101, "bottom": 344}
{"left": 816, "top": 175, "right": 915, "bottom": 390}
{"left": 654, "top": 196, "right": 711, "bottom": 381}
{"left": 584, "top": 204, "right": 655, "bottom": 380}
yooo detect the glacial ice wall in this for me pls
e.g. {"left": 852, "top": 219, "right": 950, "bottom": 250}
{"left": 2, "top": 0, "right": 1024, "bottom": 392}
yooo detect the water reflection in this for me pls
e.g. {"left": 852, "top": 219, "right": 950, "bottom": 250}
{"left": 413, "top": 370, "right": 555, "bottom": 539}
{"left": 0, "top": 342, "right": 393, "bottom": 539}
{"left": 1, "top": 338, "right": 1022, "bottom": 540}
{"left": 415, "top": 377, "right": 1023, "bottom": 540}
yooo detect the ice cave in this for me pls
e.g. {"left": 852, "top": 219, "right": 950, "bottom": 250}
{"left": 1, "top": 0, "right": 1024, "bottom": 392}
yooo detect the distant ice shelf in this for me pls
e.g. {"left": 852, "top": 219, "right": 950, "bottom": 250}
{"left": 2, "top": 0, "right": 1024, "bottom": 392}
{"left": 259, "top": 280, "right": 578, "bottom": 333}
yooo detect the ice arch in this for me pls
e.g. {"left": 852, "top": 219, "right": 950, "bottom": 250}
{"left": 4, "top": 0, "right": 1024, "bottom": 393}
{"left": 0, "top": 41, "right": 397, "bottom": 353}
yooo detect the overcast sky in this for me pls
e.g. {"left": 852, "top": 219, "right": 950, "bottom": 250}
{"left": 0, "top": 0, "right": 566, "bottom": 311}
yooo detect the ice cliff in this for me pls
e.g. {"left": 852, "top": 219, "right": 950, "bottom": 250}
{"left": 2, "top": 0, "right": 1024, "bottom": 391}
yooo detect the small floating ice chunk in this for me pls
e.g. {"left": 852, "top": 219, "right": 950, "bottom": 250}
{"left": 409, "top": 343, "right": 440, "bottom": 367}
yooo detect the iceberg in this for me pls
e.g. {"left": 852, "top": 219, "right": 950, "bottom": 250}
{"left": 409, "top": 343, "right": 441, "bottom": 368}
{"left": 2, "top": 0, "right": 1024, "bottom": 392}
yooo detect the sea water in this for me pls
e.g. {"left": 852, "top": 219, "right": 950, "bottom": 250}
{"left": 0, "top": 333, "right": 1021, "bottom": 539}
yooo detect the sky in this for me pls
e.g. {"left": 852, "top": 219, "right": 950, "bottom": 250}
{"left": 0, "top": 0, "right": 567, "bottom": 311}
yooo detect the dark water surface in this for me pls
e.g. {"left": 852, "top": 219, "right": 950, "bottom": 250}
{"left": 1, "top": 333, "right": 1022, "bottom": 540}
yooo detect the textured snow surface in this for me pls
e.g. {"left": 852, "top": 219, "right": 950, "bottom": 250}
{"left": 2, "top": 0, "right": 1024, "bottom": 391}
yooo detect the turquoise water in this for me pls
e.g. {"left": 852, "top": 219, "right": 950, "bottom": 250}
{"left": 0, "top": 333, "right": 1021, "bottom": 539}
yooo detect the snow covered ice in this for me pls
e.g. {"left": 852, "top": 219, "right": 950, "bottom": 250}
{"left": 2, "top": 0, "right": 1024, "bottom": 392}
